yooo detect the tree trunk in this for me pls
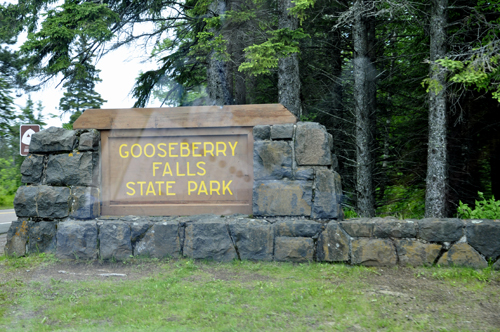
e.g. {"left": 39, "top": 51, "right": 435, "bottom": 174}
{"left": 278, "top": 0, "right": 301, "bottom": 117}
{"left": 353, "top": 0, "right": 376, "bottom": 217}
{"left": 425, "top": 0, "right": 448, "bottom": 217}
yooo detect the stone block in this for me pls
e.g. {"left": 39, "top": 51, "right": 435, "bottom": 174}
{"left": 29, "top": 127, "right": 76, "bottom": 153}
{"left": 56, "top": 220, "right": 98, "bottom": 260}
{"left": 70, "top": 187, "right": 100, "bottom": 219}
{"left": 466, "top": 220, "right": 500, "bottom": 260}
{"left": 374, "top": 217, "right": 418, "bottom": 238}
{"left": 274, "top": 237, "right": 314, "bottom": 263}
{"left": 78, "top": 130, "right": 100, "bottom": 151}
{"left": 14, "top": 186, "right": 38, "bottom": 218}
{"left": 20, "top": 154, "right": 45, "bottom": 184}
{"left": 316, "top": 221, "right": 350, "bottom": 262}
{"left": 183, "top": 220, "right": 236, "bottom": 261}
{"left": 228, "top": 219, "right": 274, "bottom": 261}
{"left": 394, "top": 239, "right": 441, "bottom": 267}
{"left": 4, "top": 219, "right": 29, "bottom": 257}
{"left": 99, "top": 221, "right": 132, "bottom": 260}
{"left": 271, "top": 124, "right": 294, "bottom": 139}
{"left": 351, "top": 238, "right": 397, "bottom": 266}
{"left": 253, "top": 125, "right": 271, "bottom": 141}
{"left": 46, "top": 152, "right": 94, "bottom": 186}
{"left": 129, "top": 219, "right": 152, "bottom": 249}
{"left": 493, "top": 259, "right": 500, "bottom": 271}
{"left": 28, "top": 221, "right": 57, "bottom": 253}
{"left": 294, "top": 122, "right": 332, "bottom": 166}
{"left": 418, "top": 218, "right": 463, "bottom": 242}
{"left": 253, "top": 180, "right": 312, "bottom": 216}
{"left": 37, "top": 186, "right": 70, "bottom": 219}
{"left": 135, "top": 221, "right": 182, "bottom": 258}
{"left": 276, "top": 219, "right": 323, "bottom": 237}
{"left": 437, "top": 243, "right": 488, "bottom": 269}
{"left": 295, "top": 167, "right": 314, "bottom": 180}
{"left": 253, "top": 141, "right": 293, "bottom": 180}
{"left": 312, "top": 168, "right": 342, "bottom": 219}
{"left": 339, "top": 218, "right": 375, "bottom": 237}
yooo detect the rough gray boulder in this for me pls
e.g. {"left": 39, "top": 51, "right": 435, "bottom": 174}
{"left": 129, "top": 219, "right": 152, "bottom": 250}
{"left": 294, "top": 122, "right": 332, "bottom": 166}
{"left": 274, "top": 237, "right": 314, "bottom": 262}
{"left": 394, "top": 239, "right": 441, "bottom": 267}
{"left": 253, "top": 180, "right": 312, "bottom": 216}
{"left": 276, "top": 219, "right": 323, "bottom": 237}
{"left": 28, "top": 221, "right": 57, "bottom": 253}
{"left": 183, "top": 220, "right": 237, "bottom": 262}
{"left": 70, "top": 187, "right": 100, "bottom": 219}
{"left": 99, "top": 221, "right": 132, "bottom": 260}
{"left": 339, "top": 218, "right": 376, "bottom": 237}
{"left": 14, "top": 186, "right": 38, "bottom": 218}
{"left": 228, "top": 218, "right": 274, "bottom": 261}
{"left": 466, "top": 219, "right": 500, "bottom": 260}
{"left": 56, "top": 220, "right": 98, "bottom": 260}
{"left": 351, "top": 238, "right": 397, "bottom": 266}
{"left": 20, "top": 154, "right": 45, "bottom": 184}
{"left": 253, "top": 125, "right": 271, "bottom": 141}
{"left": 46, "top": 152, "right": 94, "bottom": 186}
{"left": 312, "top": 168, "right": 342, "bottom": 219}
{"left": 78, "top": 130, "right": 100, "bottom": 151}
{"left": 418, "top": 218, "right": 463, "bottom": 242}
{"left": 29, "top": 127, "right": 76, "bottom": 153}
{"left": 437, "top": 243, "right": 488, "bottom": 269}
{"left": 316, "top": 221, "right": 350, "bottom": 262}
{"left": 135, "top": 221, "right": 182, "bottom": 258}
{"left": 4, "top": 219, "right": 29, "bottom": 257}
{"left": 295, "top": 167, "right": 314, "bottom": 180}
{"left": 253, "top": 141, "right": 292, "bottom": 180}
{"left": 374, "top": 217, "right": 418, "bottom": 238}
{"left": 271, "top": 124, "right": 294, "bottom": 139}
{"left": 37, "top": 186, "right": 70, "bottom": 219}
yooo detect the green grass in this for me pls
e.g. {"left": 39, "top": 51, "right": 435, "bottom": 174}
{"left": 0, "top": 193, "right": 14, "bottom": 209}
{"left": 1, "top": 256, "right": 499, "bottom": 331}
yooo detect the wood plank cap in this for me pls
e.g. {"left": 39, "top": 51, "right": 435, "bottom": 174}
{"left": 73, "top": 104, "right": 297, "bottom": 130}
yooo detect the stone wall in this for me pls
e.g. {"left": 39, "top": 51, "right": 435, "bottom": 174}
{"left": 5, "top": 215, "right": 500, "bottom": 269}
{"left": 253, "top": 122, "right": 342, "bottom": 218}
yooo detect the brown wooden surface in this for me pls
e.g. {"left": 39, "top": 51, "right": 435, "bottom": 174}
{"left": 73, "top": 104, "right": 296, "bottom": 130}
{"left": 101, "top": 128, "right": 253, "bottom": 216}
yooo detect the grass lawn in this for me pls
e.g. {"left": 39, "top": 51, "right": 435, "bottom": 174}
{"left": 1, "top": 254, "right": 499, "bottom": 331}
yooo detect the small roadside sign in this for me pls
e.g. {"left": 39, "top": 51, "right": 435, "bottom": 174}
{"left": 20, "top": 124, "right": 40, "bottom": 156}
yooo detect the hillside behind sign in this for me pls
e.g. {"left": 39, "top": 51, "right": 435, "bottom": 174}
{"left": 73, "top": 104, "right": 296, "bottom": 216}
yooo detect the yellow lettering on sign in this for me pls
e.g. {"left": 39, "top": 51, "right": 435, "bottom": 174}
{"left": 223, "top": 180, "right": 233, "bottom": 195}
{"left": 137, "top": 181, "right": 146, "bottom": 196}
{"left": 228, "top": 141, "right": 238, "bottom": 156}
{"left": 119, "top": 144, "right": 129, "bottom": 158}
{"left": 198, "top": 181, "right": 208, "bottom": 195}
{"left": 126, "top": 182, "right": 135, "bottom": 196}
{"left": 197, "top": 162, "right": 206, "bottom": 176}
{"left": 157, "top": 143, "right": 167, "bottom": 157}
{"left": 169, "top": 143, "right": 178, "bottom": 157}
{"left": 144, "top": 143, "right": 155, "bottom": 158}
{"left": 146, "top": 182, "right": 156, "bottom": 196}
{"left": 155, "top": 181, "right": 163, "bottom": 195}
{"left": 204, "top": 142, "right": 214, "bottom": 156}
{"left": 176, "top": 162, "right": 185, "bottom": 176}
{"left": 131, "top": 144, "right": 142, "bottom": 158}
{"left": 192, "top": 142, "right": 201, "bottom": 157}
{"left": 188, "top": 181, "right": 197, "bottom": 195}
{"left": 163, "top": 162, "right": 173, "bottom": 176}
{"left": 180, "top": 142, "right": 190, "bottom": 157}
{"left": 210, "top": 181, "right": 220, "bottom": 195}
{"left": 153, "top": 162, "right": 162, "bottom": 176}
{"left": 186, "top": 162, "right": 195, "bottom": 176}
{"left": 166, "top": 181, "right": 176, "bottom": 196}
{"left": 216, "top": 142, "right": 227, "bottom": 156}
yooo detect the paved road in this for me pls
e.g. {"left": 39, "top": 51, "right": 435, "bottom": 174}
{"left": 0, "top": 209, "right": 15, "bottom": 234}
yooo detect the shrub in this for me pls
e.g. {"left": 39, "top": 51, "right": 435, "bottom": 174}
{"left": 457, "top": 192, "right": 500, "bottom": 219}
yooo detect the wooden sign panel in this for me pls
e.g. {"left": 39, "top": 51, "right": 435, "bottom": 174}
{"left": 101, "top": 128, "right": 254, "bottom": 216}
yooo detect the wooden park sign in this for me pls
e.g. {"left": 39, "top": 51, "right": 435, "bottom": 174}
{"left": 73, "top": 104, "right": 296, "bottom": 216}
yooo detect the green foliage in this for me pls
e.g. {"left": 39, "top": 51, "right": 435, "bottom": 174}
{"left": 377, "top": 186, "right": 426, "bottom": 220}
{"left": 239, "top": 28, "right": 309, "bottom": 75}
{"left": 457, "top": 192, "right": 500, "bottom": 219}
{"left": 290, "top": 0, "right": 317, "bottom": 24}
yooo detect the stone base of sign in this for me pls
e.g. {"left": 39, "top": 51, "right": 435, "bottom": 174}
{"left": 5, "top": 216, "right": 498, "bottom": 269}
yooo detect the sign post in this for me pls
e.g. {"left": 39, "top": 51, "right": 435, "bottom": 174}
{"left": 20, "top": 124, "right": 40, "bottom": 156}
